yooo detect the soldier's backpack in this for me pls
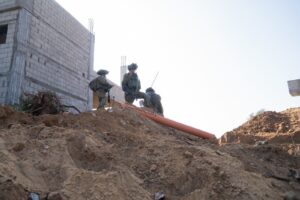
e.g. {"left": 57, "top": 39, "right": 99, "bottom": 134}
{"left": 89, "top": 78, "right": 98, "bottom": 92}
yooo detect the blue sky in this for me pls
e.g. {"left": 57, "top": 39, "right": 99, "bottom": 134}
{"left": 56, "top": 0, "right": 299, "bottom": 138}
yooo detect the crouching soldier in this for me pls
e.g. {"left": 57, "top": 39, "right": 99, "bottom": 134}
{"left": 89, "top": 69, "right": 113, "bottom": 110}
{"left": 144, "top": 87, "right": 164, "bottom": 116}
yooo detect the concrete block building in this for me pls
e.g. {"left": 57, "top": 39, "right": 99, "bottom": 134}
{"left": 0, "top": 0, "right": 124, "bottom": 111}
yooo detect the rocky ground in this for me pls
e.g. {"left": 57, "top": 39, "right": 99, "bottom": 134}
{"left": 0, "top": 105, "right": 299, "bottom": 200}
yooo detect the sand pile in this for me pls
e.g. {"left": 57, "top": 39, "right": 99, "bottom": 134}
{"left": 219, "top": 107, "right": 300, "bottom": 145}
{"left": 0, "top": 106, "right": 299, "bottom": 200}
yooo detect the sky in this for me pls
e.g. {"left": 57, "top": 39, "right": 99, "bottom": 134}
{"left": 55, "top": 0, "right": 300, "bottom": 138}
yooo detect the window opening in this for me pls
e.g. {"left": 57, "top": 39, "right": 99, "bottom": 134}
{"left": 0, "top": 24, "right": 8, "bottom": 44}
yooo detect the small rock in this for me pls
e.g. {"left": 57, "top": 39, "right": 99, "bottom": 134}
{"left": 288, "top": 149, "right": 294, "bottom": 155}
{"left": 283, "top": 191, "right": 300, "bottom": 200}
{"left": 7, "top": 123, "right": 14, "bottom": 129}
{"left": 12, "top": 143, "right": 25, "bottom": 152}
{"left": 184, "top": 151, "right": 193, "bottom": 158}
{"left": 42, "top": 115, "right": 59, "bottom": 127}
{"left": 219, "top": 171, "right": 225, "bottom": 176}
{"left": 213, "top": 165, "right": 220, "bottom": 171}
{"left": 41, "top": 149, "right": 47, "bottom": 154}
{"left": 271, "top": 181, "right": 277, "bottom": 187}
{"left": 254, "top": 140, "right": 268, "bottom": 146}
{"left": 10, "top": 124, "right": 22, "bottom": 129}
{"left": 209, "top": 191, "right": 216, "bottom": 197}
{"left": 62, "top": 112, "right": 69, "bottom": 116}
{"left": 265, "top": 193, "right": 269, "bottom": 197}
{"left": 48, "top": 192, "right": 63, "bottom": 200}
{"left": 154, "top": 191, "right": 165, "bottom": 200}
{"left": 215, "top": 150, "right": 224, "bottom": 156}
{"left": 120, "top": 120, "right": 126, "bottom": 126}
{"left": 150, "top": 164, "right": 157, "bottom": 172}
{"left": 288, "top": 169, "right": 300, "bottom": 180}
{"left": 29, "top": 192, "right": 39, "bottom": 200}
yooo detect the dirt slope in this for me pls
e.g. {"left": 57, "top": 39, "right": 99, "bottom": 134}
{"left": 220, "top": 107, "right": 300, "bottom": 145}
{"left": 0, "top": 106, "right": 299, "bottom": 200}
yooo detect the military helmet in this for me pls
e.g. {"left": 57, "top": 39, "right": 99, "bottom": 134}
{"left": 146, "top": 87, "right": 155, "bottom": 93}
{"left": 97, "top": 69, "right": 109, "bottom": 75}
{"left": 128, "top": 63, "right": 138, "bottom": 71}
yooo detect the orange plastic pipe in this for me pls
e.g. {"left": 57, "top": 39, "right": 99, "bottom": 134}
{"left": 122, "top": 103, "right": 215, "bottom": 140}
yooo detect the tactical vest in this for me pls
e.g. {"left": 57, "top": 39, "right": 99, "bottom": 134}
{"left": 127, "top": 74, "right": 140, "bottom": 90}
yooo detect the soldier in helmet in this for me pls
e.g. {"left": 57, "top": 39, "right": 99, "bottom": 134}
{"left": 89, "top": 69, "right": 113, "bottom": 110}
{"left": 144, "top": 87, "right": 164, "bottom": 116}
{"left": 122, "top": 63, "right": 147, "bottom": 104}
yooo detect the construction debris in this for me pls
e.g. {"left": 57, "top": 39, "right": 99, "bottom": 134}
{"left": 29, "top": 192, "right": 40, "bottom": 200}
{"left": 154, "top": 191, "right": 166, "bottom": 200}
{"left": 283, "top": 191, "right": 300, "bottom": 200}
{"left": 20, "top": 91, "right": 80, "bottom": 115}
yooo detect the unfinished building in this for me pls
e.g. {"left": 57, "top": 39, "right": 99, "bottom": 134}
{"left": 0, "top": 0, "right": 124, "bottom": 111}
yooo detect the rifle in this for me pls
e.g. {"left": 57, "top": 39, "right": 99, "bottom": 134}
{"left": 151, "top": 72, "right": 159, "bottom": 87}
{"left": 107, "top": 90, "right": 113, "bottom": 112}
{"left": 107, "top": 90, "right": 111, "bottom": 103}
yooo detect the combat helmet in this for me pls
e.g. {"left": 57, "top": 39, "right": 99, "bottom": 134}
{"left": 128, "top": 63, "right": 138, "bottom": 71}
{"left": 97, "top": 69, "right": 109, "bottom": 75}
{"left": 146, "top": 87, "right": 155, "bottom": 93}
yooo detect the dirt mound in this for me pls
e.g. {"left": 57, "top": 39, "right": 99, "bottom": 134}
{"left": 219, "top": 108, "right": 300, "bottom": 145}
{"left": 0, "top": 106, "right": 299, "bottom": 199}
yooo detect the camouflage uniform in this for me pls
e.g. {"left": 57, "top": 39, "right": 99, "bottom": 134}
{"left": 122, "top": 63, "right": 146, "bottom": 104}
{"left": 144, "top": 87, "right": 164, "bottom": 116}
{"left": 89, "top": 70, "right": 113, "bottom": 109}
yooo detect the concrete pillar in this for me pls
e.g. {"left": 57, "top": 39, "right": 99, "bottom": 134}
{"left": 87, "top": 33, "right": 95, "bottom": 110}
{"left": 6, "top": 9, "right": 32, "bottom": 105}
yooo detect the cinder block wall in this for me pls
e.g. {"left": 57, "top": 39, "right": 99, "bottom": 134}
{"left": 0, "top": 0, "right": 94, "bottom": 111}
{"left": 0, "top": 1, "right": 19, "bottom": 104}
{"left": 23, "top": 0, "right": 93, "bottom": 111}
{"left": 0, "top": 0, "right": 124, "bottom": 111}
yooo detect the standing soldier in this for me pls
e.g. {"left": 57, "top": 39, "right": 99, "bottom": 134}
{"left": 122, "top": 63, "right": 146, "bottom": 104}
{"left": 144, "top": 87, "right": 164, "bottom": 116}
{"left": 89, "top": 69, "right": 113, "bottom": 110}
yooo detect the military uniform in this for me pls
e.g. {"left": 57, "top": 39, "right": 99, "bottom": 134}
{"left": 122, "top": 63, "right": 146, "bottom": 104}
{"left": 89, "top": 70, "right": 113, "bottom": 109}
{"left": 144, "top": 87, "right": 164, "bottom": 116}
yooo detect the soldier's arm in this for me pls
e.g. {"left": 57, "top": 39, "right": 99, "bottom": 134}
{"left": 122, "top": 74, "right": 130, "bottom": 92}
{"left": 156, "top": 95, "right": 163, "bottom": 115}
{"left": 137, "top": 79, "right": 141, "bottom": 91}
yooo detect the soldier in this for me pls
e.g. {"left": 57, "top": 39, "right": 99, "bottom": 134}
{"left": 89, "top": 69, "right": 113, "bottom": 110}
{"left": 144, "top": 87, "right": 164, "bottom": 116}
{"left": 122, "top": 63, "right": 146, "bottom": 104}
